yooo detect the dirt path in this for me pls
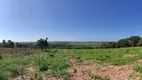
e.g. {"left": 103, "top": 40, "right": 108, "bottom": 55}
{"left": 68, "top": 57, "right": 92, "bottom": 80}
{"left": 68, "top": 57, "right": 136, "bottom": 80}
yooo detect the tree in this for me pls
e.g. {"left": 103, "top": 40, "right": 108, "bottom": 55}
{"left": 116, "top": 38, "right": 130, "bottom": 48}
{"left": 2, "top": 40, "right": 7, "bottom": 47}
{"left": 15, "top": 43, "right": 20, "bottom": 48}
{"left": 137, "top": 39, "right": 142, "bottom": 46}
{"left": 7, "top": 40, "right": 14, "bottom": 48}
{"left": 129, "top": 36, "right": 141, "bottom": 46}
{"left": 37, "top": 38, "right": 48, "bottom": 50}
{"left": 106, "top": 42, "right": 116, "bottom": 48}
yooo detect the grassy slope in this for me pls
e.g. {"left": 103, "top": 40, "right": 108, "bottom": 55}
{"left": 1, "top": 47, "right": 142, "bottom": 79}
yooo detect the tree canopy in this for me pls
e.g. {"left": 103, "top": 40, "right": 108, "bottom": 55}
{"left": 37, "top": 38, "right": 48, "bottom": 50}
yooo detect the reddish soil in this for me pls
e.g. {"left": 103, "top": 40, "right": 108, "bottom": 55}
{"left": 14, "top": 57, "right": 142, "bottom": 80}
{"left": 68, "top": 57, "right": 136, "bottom": 80}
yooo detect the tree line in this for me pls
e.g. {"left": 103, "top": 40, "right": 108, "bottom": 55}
{"left": 100, "top": 36, "right": 142, "bottom": 48}
{"left": 1, "top": 36, "right": 141, "bottom": 50}
{"left": 0, "top": 40, "right": 31, "bottom": 48}
{"left": 0, "top": 38, "right": 96, "bottom": 49}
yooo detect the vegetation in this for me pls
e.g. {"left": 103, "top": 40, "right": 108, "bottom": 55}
{"left": 0, "top": 50, "right": 69, "bottom": 80}
{"left": 90, "top": 74, "right": 110, "bottom": 80}
{"left": 133, "top": 65, "right": 142, "bottom": 73}
{"left": 100, "top": 36, "right": 142, "bottom": 48}
{"left": 129, "top": 36, "right": 141, "bottom": 47}
{"left": 0, "top": 40, "right": 32, "bottom": 48}
{"left": 137, "top": 39, "right": 142, "bottom": 46}
{"left": 1, "top": 47, "right": 142, "bottom": 79}
{"left": 36, "top": 38, "right": 48, "bottom": 50}
{"left": 1, "top": 40, "right": 14, "bottom": 48}
{"left": 48, "top": 41, "right": 103, "bottom": 49}
{"left": 1, "top": 37, "right": 142, "bottom": 79}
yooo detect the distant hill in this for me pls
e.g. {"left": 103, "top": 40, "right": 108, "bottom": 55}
{"left": 17, "top": 41, "right": 105, "bottom": 46}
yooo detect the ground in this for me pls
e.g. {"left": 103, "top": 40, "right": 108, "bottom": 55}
{"left": 1, "top": 47, "right": 142, "bottom": 80}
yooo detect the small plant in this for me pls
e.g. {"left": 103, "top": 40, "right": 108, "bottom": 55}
{"left": 133, "top": 65, "right": 142, "bottom": 73}
{"left": 40, "top": 66, "right": 48, "bottom": 72}
{"left": 90, "top": 74, "right": 110, "bottom": 80}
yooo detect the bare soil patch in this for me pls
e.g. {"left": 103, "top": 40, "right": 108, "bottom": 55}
{"left": 14, "top": 67, "right": 36, "bottom": 80}
{"left": 14, "top": 58, "right": 142, "bottom": 80}
{"left": 68, "top": 57, "right": 135, "bottom": 80}
{"left": 14, "top": 76, "right": 32, "bottom": 80}
{"left": 26, "top": 67, "right": 36, "bottom": 73}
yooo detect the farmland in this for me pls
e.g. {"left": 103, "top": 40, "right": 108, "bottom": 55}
{"left": 1, "top": 47, "right": 142, "bottom": 80}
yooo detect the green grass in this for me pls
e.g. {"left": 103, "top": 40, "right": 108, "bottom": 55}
{"left": 133, "top": 65, "right": 142, "bottom": 73}
{"left": 1, "top": 47, "right": 142, "bottom": 79}
{"left": 0, "top": 50, "right": 70, "bottom": 80}
{"left": 57, "top": 47, "right": 142, "bottom": 65}
{"left": 34, "top": 53, "right": 69, "bottom": 77}
{"left": 0, "top": 54, "right": 33, "bottom": 80}
{"left": 90, "top": 74, "right": 110, "bottom": 80}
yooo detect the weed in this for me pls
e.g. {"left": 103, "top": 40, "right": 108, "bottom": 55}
{"left": 90, "top": 74, "right": 110, "bottom": 80}
{"left": 133, "top": 65, "right": 142, "bottom": 72}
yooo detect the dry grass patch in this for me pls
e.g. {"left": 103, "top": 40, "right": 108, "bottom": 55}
{"left": 123, "top": 54, "right": 138, "bottom": 58}
{"left": 68, "top": 57, "right": 136, "bottom": 80}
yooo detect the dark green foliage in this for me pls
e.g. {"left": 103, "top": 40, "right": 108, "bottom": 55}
{"left": 7, "top": 40, "right": 14, "bottom": 48}
{"left": 116, "top": 38, "right": 130, "bottom": 48}
{"left": 137, "top": 39, "right": 142, "bottom": 46}
{"left": 129, "top": 36, "right": 141, "bottom": 47}
{"left": 101, "top": 42, "right": 116, "bottom": 48}
{"left": 1, "top": 40, "right": 14, "bottom": 48}
{"left": 99, "top": 36, "right": 142, "bottom": 48}
{"left": 15, "top": 42, "right": 21, "bottom": 48}
{"left": 133, "top": 66, "right": 142, "bottom": 72}
{"left": 40, "top": 66, "right": 48, "bottom": 72}
{"left": 15, "top": 42, "right": 29, "bottom": 48}
{"left": 37, "top": 38, "right": 48, "bottom": 50}
{"left": 2, "top": 40, "right": 6, "bottom": 47}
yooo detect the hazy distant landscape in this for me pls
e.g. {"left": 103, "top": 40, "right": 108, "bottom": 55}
{"left": 1, "top": 0, "right": 142, "bottom": 80}
{"left": 0, "top": 36, "right": 142, "bottom": 80}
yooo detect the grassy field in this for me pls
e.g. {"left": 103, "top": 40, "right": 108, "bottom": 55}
{"left": 1, "top": 47, "right": 142, "bottom": 80}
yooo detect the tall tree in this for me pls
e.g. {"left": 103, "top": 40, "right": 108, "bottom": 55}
{"left": 37, "top": 38, "right": 48, "bottom": 50}
{"left": 2, "top": 40, "right": 6, "bottom": 47}
{"left": 7, "top": 40, "right": 14, "bottom": 48}
{"left": 129, "top": 36, "right": 141, "bottom": 46}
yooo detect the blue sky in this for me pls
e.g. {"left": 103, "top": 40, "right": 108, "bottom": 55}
{"left": 0, "top": 0, "right": 142, "bottom": 42}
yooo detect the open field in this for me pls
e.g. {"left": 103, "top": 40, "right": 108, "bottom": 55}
{"left": 1, "top": 47, "right": 142, "bottom": 80}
